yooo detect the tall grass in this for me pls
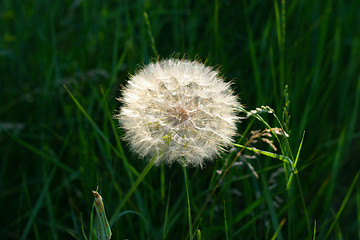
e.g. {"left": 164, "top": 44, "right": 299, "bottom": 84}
{"left": 1, "top": 0, "right": 360, "bottom": 239}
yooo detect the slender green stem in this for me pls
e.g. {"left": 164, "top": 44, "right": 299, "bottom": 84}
{"left": 224, "top": 200, "right": 229, "bottom": 240}
{"left": 313, "top": 220, "right": 317, "bottom": 240}
{"left": 183, "top": 166, "right": 193, "bottom": 240}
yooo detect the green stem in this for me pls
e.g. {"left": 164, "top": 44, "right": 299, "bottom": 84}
{"left": 183, "top": 166, "right": 193, "bottom": 240}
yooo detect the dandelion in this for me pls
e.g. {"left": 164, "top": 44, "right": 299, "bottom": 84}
{"left": 116, "top": 58, "right": 241, "bottom": 167}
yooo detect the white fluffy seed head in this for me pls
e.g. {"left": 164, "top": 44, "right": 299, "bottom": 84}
{"left": 116, "top": 58, "right": 241, "bottom": 167}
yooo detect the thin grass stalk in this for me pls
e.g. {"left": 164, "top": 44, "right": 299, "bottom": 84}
{"left": 324, "top": 170, "right": 360, "bottom": 239}
{"left": 162, "top": 182, "right": 171, "bottom": 240}
{"left": 144, "top": 11, "right": 158, "bottom": 58}
{"left": 21, "top": 167, "right": 56, "bottom": 240}
{"left": 357, "top": 186, "right": 360, "bottom": 239}
{"left": 223, "top": 200, "right": 229, "bottom": 240}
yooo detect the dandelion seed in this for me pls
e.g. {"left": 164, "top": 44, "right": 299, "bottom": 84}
{"left": 116, "top": 58, "right": 241, "bottom": 167}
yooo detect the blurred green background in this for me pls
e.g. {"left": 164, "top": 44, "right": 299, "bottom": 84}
{"left": 1, "top": 0, "right": 360, "bottom": 239}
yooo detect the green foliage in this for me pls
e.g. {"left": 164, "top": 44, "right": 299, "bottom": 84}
{"left": 1, "top": 0, "right": 360, "bottom": 239}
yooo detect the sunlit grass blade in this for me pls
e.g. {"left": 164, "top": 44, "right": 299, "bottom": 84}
{"left": 92, "top": 190, "right": 112, "bottom": 240}
{"left": 196, "top": 229, "right": 201, "bottom": 240}
{"left": 286, "top": 131, "right": 305, "bottom": 189}
{"left": 271, "top": 218, "right": 286, "bottom": 240}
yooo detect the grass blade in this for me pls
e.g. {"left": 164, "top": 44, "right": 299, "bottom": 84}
{"left": 286, "top": 131, "right": 305, "bottom": 189}
{"left": 144, "top": 12, "right": 158, "bottom": 58}
{"left": 271, "top": 218, "right": 286, "bottom": 240}
{"left": 324, "top": 170, "right": 360, "bottom": 238}
{"left": 224, "top": 200, "right": 229, "bottom": 240}
{"left": 21, "top": 167, "right": 56, "bottom": 240}
{"left": 162, "top": 182, "right": 171, "bottom": 240}
{"left": 358, "top": 186, "right": 360, "bottom": 239}
{"left": 109, "top": 156, "right": 157, "bottom": 226}
{"left": 63, "top": 85, "right": 112, "bottom": 148}
{"left": 261, "top": 173, "right": 283, "bottom": 240}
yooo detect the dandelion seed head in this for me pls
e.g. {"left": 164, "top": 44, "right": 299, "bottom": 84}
{"left": 116, "top": 58, "right": 241, "bottom": 167}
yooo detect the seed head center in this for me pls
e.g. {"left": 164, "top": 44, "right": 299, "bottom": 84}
{"left": 168, "top": 105, "right": 191, "bottom": 126}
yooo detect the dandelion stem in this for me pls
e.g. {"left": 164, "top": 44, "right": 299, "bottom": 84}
{"left": 183, "top": 165, "right": 193, "bottom": 240}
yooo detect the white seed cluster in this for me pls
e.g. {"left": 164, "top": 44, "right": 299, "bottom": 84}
{"left": 117, "top": 59, "right": 241, "bottom": 167}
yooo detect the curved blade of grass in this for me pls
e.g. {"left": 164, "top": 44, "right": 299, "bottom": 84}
{"left": 80, "top": 213, "right": 88, "bottom": 240}
{"left": 9, "top": 134, "right": 75, "bottom": 174}
{"left": 109, "top": 156, "right": 157, "bottom": 226}
{"left": 65, "top": 84, "right": 138, "bottom": 176}
{"left": 21, "top": 167, "right": 56, "bottom": 240}
{"left": 64, "top": 84, "right": 133, "bottom": 175}
{"left": 63, "top": 85, "right": 113, "bottom": 149}
{"left": 111, "top": 210, "right": 148, "bottom": 230}
{"left": 324, "top": 169, "right": 360, "bottom": 239}
{"left": 64, "top": 84, "right": 126, "bottom": 204}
